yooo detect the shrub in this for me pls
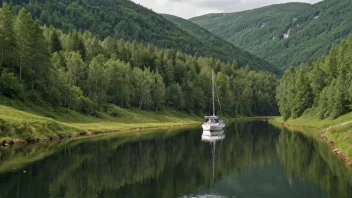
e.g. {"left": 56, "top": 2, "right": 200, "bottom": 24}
{"left": 75, "top": 96, "right": 97, "bottom": 115}
{"left": 0, "top": 70, "right": 24, "bottom": 97}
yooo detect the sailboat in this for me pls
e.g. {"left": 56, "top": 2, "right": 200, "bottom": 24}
{"left": 202, "top": 70, "right": 225, "bottom": 133}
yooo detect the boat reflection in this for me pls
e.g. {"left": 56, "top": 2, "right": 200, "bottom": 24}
{"left": 201, "top": 130, "right": 225, "bottom": 182}
{"left": 201, "top": 130, "right": 225, "bottom": 142}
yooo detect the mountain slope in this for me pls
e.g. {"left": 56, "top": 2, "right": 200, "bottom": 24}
{"left": 0, "top": 0, "right": 274, "bottom": 72}
{"left": 162, "top": 14, "right": 281, "bottom": 74}
{"left": 190, "top": 0, "right": 352, "bottom": 69}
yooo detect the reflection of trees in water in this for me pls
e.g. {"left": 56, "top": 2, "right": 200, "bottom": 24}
{"left": 276, "top": 128, "right": 352, "bottom": 198}
{"left": 0, "top": 141, "right": 68, "bottom": 173}
{"left": 2, "top": 122, "right": 351, "bottom": 197}
{"left": 0, "top": 121, "right": 280, "bottom": 197}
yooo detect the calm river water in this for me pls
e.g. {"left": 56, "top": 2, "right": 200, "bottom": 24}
{"left": 0, "top": 120, "right": 352, "bottom": 198}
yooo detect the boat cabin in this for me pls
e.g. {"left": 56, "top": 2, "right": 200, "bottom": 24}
{"left": 204, "top": 116, "right": 220, "bottom": 123}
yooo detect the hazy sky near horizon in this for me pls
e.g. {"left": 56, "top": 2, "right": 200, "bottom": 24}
{"left": 131, "top": 0, "right": 322, "bottom": 19}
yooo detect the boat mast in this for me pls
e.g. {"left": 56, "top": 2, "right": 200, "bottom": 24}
{"left": 212, "top": 69, "right": 215, "bottom": 116}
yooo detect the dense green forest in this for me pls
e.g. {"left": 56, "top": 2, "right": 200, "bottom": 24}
{"left": 0, "top": 4, "right": 279, "bottom": 117}
{"left": 190, "top": 0, "right": 352, "bottom": 69}
{"left": 276, "top": 35, "right": 352, "bottom": 120}
{"left": 162, "top": 14, "right": 280, "bottom": 75}
{"left": 0, "top": 0, "right": 276, "bottom": 73}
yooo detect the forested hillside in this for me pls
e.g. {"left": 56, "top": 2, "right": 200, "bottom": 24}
{"left": 162, "top": 14, "right": 280, "bottom": 74}
{"left": 0, "top": 4, "right": 279, "bottom": 117}
{"left": 191, "top": 0, "right": 352, "bottom": 69}
{"left": 276, "top": 35, "right": 352, "bottom": 120}
{"left": 0, "top": 0, "right": 275, "bottom": 72}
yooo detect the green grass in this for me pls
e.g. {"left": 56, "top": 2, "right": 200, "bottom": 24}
{"left": 0, "top": 97, "right": 202, "bottom": 142}
{"left": 273, "top": 112, "right": 352, "bottom": 130}
{"left": 272, "top": 112, "right": 352, "bottom": 161}
{"left": 327, "top": 122, "right": 352, "bottom": 160}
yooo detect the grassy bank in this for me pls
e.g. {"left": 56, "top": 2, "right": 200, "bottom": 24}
{"left": 0, "top": 97, "right": 202, "bottom": 143}
{"left": 272, "top": 112, "right": 352, "bottom": 163}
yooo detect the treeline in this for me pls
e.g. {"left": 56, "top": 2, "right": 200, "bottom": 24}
{"left": 0, "top": 4, "right": 278, "bottom": 116}
{"left": 276, "top": 35, "right": 352, "bottom": 120}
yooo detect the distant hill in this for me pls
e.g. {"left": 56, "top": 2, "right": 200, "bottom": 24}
{"left": 162, "top": 14, "right": 281, "bottom": 74}
{"left": 0, "top": 0, "right": 276, "bottom": 73}
{"left": 190, "top": 1, "right": 352, "bottom": 69}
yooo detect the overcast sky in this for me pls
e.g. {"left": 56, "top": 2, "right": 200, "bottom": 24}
{"left": 131, "top": 0, "right": 323, "bottom": 19}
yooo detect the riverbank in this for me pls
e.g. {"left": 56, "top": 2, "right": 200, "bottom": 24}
{"left": 271, "top": 112, "right": 352, "bottom": 166}
{"left": 0, "top": 98, "right": 202, "bottom": 145}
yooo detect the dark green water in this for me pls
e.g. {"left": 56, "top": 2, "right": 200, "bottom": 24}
{"left": 0, "top": 121, "right": 352, "bottom": 198}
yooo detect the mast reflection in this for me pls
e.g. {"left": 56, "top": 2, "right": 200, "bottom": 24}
{"left": 201, "top": 130, "right": 225, "bottom": 182}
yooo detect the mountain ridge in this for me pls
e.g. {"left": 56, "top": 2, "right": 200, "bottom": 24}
{"left": 0, "top": 0, "right": 277, "bottom": 73}
{"left": 162, "top": 14, "right": 281, "bottom": 74}
{"left": 190, "top": 0, "right": 352, "bottom": 69}
{"left": 190, "top": 2, "right": 311, "bottom": 20}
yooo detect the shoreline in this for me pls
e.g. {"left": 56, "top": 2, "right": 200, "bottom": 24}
{"left": 0, "top": 102, "right": 205, "bottom": 147}
{"left": 271, "top": 117, "right": 352, "bottom": 167}
{"left": 1, "top": 121, "right": 200, "bottom": 147}
{"left": 0, "top": 115, "right": 274, "bottom": 148}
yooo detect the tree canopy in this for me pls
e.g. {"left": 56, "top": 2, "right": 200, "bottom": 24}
{"left": 276, "top": 35, "right": 352, "bottom": 120}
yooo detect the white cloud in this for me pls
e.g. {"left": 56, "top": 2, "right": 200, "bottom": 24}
{"left": 133, "top": 0, "right": 221, "bottom": 19}
{"left": 131, "top": 0, "right": 323, "bottom": 19}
